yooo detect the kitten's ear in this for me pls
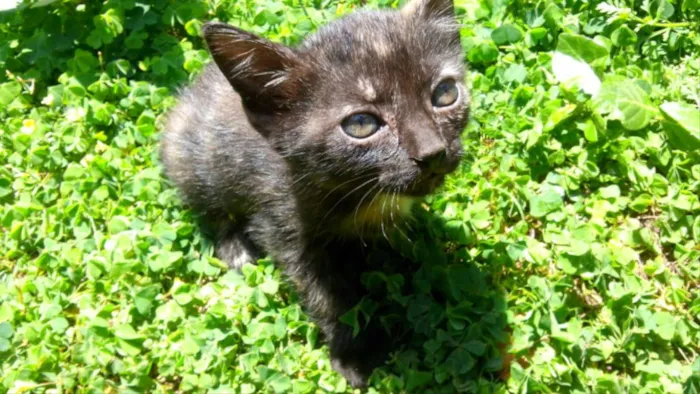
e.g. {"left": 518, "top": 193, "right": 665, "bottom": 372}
{"left": 203, "top": 22, "right": 303, "bottom": 113}
{"left": 401, "top": 0, "right": 455, "bottom": 19}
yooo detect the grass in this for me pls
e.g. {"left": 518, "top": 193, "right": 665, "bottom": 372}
{"left": 0, "top": 0, "right": 698, "bottom": 393}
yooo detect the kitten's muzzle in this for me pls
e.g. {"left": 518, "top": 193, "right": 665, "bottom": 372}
{"left": 415, "top": 147, "right": 460, "bottom": 178}
{"left": 415, "top": 149, "right": 449, "bottom": 175}
{"left": 405, "top": 153, "right": 459, "bottom": 196}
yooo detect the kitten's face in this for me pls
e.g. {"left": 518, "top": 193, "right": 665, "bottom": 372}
{"left": 292, "top": 10, "right": 468, "bottom": 197}
{"left": 204, "top": 0, "right": 468, "bottom": 200}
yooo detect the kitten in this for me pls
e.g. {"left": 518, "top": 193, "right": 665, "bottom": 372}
{"left": 160, "top": 0, "right": 469, "bottom": 387}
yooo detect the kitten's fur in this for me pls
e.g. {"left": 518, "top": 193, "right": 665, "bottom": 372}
{"left": 161, "top": 0, "right": 468, "bottom": 387}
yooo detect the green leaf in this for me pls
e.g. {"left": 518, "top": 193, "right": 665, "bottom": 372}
{"left": 155, "top": 300, "right": 185, "bottom": 323}
{"left": 180, "top": 337, "right": 200, "bottom": 355}
{"left": 149, "top": 250, "right": 183, "bottom": 272}
{"left": 113, "top": 324, "right": 143, "bottom": 340}
{"left": 63, "top": 163, "right": 86, "bottom": 181}
{"left": 446, "top": 347, "right": 476, "bottom": 375}
{"left": 556, "top": 33, "right": 609, "bottom": 67}
{"left": 238, "top": 352, "right": 260, "bottom": 372}
{"left": 260, "top": 278, "right": 279, "bottom": 295}
{"left": 405, "top": 370, "right": 433, "bottom": 391}
{"left": 0, "top": 177, "right": 11, "bottom": 198}
{"left": 600, "top": 185, "right": 621, "bottom": 199}
{"left": 465, "top": 340, "right": 486, "bottom": 356}
{"left": 504, "top": 64, "right": 527, "bottom": 83}
{"left": 660, "top": 102, "right": 700, "bottom": 151}
{"left": 653, "top": 312, "right": 676, "bottom": 341}
{"left": 134, "top": 285, "right": 160, "bottom": 315}
{"left": 0, "top": 82, "right": 22, "bottom": 106}
{"left": 593, "top": 78, "right": 657, "bottom": 130}
{"left": 152, "top": 222, "right": 177, "bottom": 242}
{"left": 339, "top": 307, "right": 360, "bottom": 337}
{"left": 611, "top": 25, "right": 637, "bottom": 46}
{"left": 107, "top": 216, "right": 130, "bottom": 234}
{"left": 184, "top": 19, "right": 202, "bottom": 37}
{"left": 467, "top": 42, "right": 499, "bottom": 64}
{"left": 250, "top": 287, "right": 269, "bottom": 308}
{"left": 267, "top": 372, "right": 292, "bottom": 393}
{"left": 577, "top": 119, "right": 599, "bottom": 142}
{"left": 492, "top": 24, "right": 523, "bottom": 45}
{"left": 49, "top": 317, "right": 69, "bottom": 333}
{"left": 530, "top": 189, "right": 564, "bottom": 218}
{"left": 0, "top": 322, "right": 13, "bottom": 339}
{"left": 117, "top": 338, "right": 143, "bottom": 356}
{"left": 444, "top": 220, "right": 473, "bottom": 245}
{"left": 629, "top": 193, "right": 653, "bottom": 213}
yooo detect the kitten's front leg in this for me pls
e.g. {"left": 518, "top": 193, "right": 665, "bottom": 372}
{"left": 246, "top": 211, "right": 388, "bottom": 387}
{"left": 295, "top": 245, "right": 391, "bottom": 388}
{"left": 290, "top": 247, "right": 390, "bottom": 388}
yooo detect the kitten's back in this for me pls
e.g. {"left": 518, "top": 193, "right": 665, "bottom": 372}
{"left": 160, "top": 64, "right": 285, "bottom": 214}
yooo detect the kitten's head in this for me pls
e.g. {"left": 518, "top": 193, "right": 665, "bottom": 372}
{"left": 204, "top": 0, "right": 468, "bottom": 199}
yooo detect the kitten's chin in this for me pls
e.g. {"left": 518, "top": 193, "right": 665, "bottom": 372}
{"left": 338, "top": 193, "right": 416, "bottom": 235}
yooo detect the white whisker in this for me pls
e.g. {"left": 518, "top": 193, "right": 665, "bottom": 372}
{"left": 319, "top": 176, "right": 378, "bottom": 227}
{"left": 354, "top": 183, "right": 383, "bottom": 245}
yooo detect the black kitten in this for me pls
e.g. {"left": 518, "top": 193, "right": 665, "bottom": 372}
{"left": 160, "top": 0, "right": 469, "bottom": 387}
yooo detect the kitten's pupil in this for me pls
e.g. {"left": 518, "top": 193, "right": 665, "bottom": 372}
{"left": 342, "top": 113, "right": 380, "bottom": 138}
{"left": 432, "top": 79, "right": 459, "bottom": 107}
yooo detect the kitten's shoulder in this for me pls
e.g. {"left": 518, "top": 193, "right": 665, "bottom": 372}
{"left": 163, "top": 63, "right": 240, "bottom": 134}
{"left": 160, "top": 62, "right": 250, "bottom": 187}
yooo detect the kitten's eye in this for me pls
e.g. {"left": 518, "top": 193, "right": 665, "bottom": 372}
{"left": 431, "top": 79, "right": 459, "bottom": 107}
{"left": 341, "top": 113, "right": 380, "bottom": 138}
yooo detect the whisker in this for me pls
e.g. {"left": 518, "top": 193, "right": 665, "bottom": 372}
{"left": 380, "top": 188, "right": 396, "bottom": 248}
{"left": 353, "top": 183, "right": 380, "bottom": 246}
{"left": 318, "top": 172, "right": 375, "bottom": 205}
{"left": 318, "top": 176, "right": 378, "bottom": 227}
{"left": 391, "top": 190, "right": 413, "bottom": 243}
{"left": 354, "top": 184, "right": 381, "bottom": 230}
{"left": 395, "top": 217, "right": 413, "bottom": 243}
{"left": 290, "top": 172, "right": 315, "bottom": 188}
{"left": 389, "top": 190, "right": 397, "bottom": 229}
{"left": 354, "top": 183, "right": 384, "bottom": 245}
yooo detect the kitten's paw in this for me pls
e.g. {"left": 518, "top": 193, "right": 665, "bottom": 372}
{"left": 215, "top": 231, "right": 259, "bottom": 269}
{"left": 328, "top": 324, "right": 391, "bottom": 388}
{"left": 331, "top": 356, "right": 371, "bottom": 388}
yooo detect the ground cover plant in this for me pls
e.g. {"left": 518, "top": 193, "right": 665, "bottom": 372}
{"left": 0, "top": 0, "right": 698, "bottom": 392}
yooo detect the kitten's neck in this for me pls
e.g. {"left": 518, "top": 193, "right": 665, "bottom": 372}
{"left": 297, "top": 185, "right": 416, "bottom": 238}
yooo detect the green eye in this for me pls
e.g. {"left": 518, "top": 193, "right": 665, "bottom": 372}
{"left": 341, "top": 113, "right": 380, "bottom": 138}
{"left": 431, "top": 79, "right": 459, "bottom": 107}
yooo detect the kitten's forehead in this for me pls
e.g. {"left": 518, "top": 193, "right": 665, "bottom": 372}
{"left": 357, "top": 78, "right": 377, "bottom": 101}
{"left": 301, "top": 10, "right": 463, "bottom": 89}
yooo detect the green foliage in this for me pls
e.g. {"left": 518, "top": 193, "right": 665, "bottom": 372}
{"left": 0, "top": 0, "right": 698, "bottom": 393}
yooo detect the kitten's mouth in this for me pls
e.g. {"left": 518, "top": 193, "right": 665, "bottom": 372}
{"left": 405, "top": 173, "right": 446, "bottom": 197}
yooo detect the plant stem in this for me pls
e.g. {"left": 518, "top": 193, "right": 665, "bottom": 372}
{"left": 647, "top": 21, "right": 692, "bottom": 28}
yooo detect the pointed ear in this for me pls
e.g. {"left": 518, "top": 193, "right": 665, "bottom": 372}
{"left": 401, "top": 0, "right": 455, "bottom": 19}
{"left": 202, "top": 22, "right": 303, "bottom": 113}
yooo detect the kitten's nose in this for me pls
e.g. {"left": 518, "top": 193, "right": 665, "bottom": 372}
{"left": 414, "top": 145, "right": 448, "bottom": 174}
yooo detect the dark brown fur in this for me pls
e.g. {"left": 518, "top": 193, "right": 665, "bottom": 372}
{"left": 160, "top": 0, "right": 469, "bottom": 386}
